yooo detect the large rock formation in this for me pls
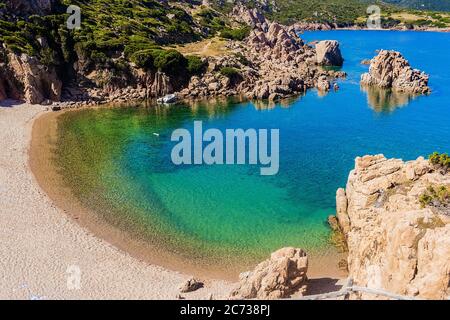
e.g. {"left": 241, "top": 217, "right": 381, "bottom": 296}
{"left": 185, "top": 5, "right": 346, "bottom": 102}
{"left": 335, "top": 155, "right": 449, "bottom": 299}
{"left": 7, "top": 53, "right": 62, "bottom": 104}
{"left": 230, "top": 247, "right": 308, "bottom": 299}
{"left": 361, "top": 50, "right": 431, "bottom": 95}
{"left": 232, "top": 5, "right": 268, "bottom": 31}
{"left": 315, "top": 40, "right": 344, "bottom": 66}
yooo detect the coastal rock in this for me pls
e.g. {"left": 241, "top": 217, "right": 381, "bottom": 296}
{"left": 7, "top": 53, "right": 62, "bottom": 104}
{"left": 316, "top": 40, "right": 344, "bottom": 66}
{"left": 223, "top": 7, "right": 345, "bottom": 102}
{"left": 179, "top": 278, "right": 204, "bottom": 293}
{"left": 230, "top": 247, "right": 308, "bottom": 299}
{"left": 317, "top": 76, "right": 331, "bottom": 92}
{"left": 335, "top": 155, "right": 449, "bottom": 299}
{"left": 336, "top": 188, "right": 350, "bottom": 234}
{"left": 360, "top": 50, "right": 431, "bottom": 95}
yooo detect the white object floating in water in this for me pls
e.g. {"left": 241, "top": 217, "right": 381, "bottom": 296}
{"left": 153, "top": 133, "right": 160, "bottom": 137}
{"left": 157, "top": 94, "right": 177, "bottom": 104}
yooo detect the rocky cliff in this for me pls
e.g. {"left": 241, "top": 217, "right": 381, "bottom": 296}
{"left": 361, "top": 50, "right": 431, "bottom": 95}
{"left": 178, "top": 5, "right": 345, "bottom": 102}
{"left": 335, "top": 155, "right": 449, "bottom": 299}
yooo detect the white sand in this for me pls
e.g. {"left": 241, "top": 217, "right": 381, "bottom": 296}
{"left": 0, "top": 103, "right": 233, "bottom": 300}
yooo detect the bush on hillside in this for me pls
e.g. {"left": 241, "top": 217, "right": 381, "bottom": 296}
{"left": 429, "top": 152, "right": 450, "bottom": 173}
{"left": 186, "top": 55, "right": 207, "bottom": 75}
{"left": 220, "top": 26, "right": 250, "bottom": 41}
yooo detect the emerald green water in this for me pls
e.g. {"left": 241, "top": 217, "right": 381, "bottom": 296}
{"left": 53, "top": 31, "right": 450, "bottom": 268}
{"left": 55, "top": 100, "right": 333, "bottom": 266}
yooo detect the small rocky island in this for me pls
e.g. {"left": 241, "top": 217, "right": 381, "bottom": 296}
{"left": 361, "top": 50, "right": 431, "bottom": 95}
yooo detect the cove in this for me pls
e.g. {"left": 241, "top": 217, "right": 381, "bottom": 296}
{"left": 42, "top": 31, "right": 450, "bottom": 276}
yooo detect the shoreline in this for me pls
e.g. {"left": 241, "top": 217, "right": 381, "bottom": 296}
{"left": 29, "top": 104, "right": 348, "bottom": 282}
{"left": 0, "top": 102, "right": 234, "bottom": 299}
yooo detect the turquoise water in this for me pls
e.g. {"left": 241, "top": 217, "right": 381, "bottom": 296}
{"left": 55, "top": 31, "right": 450, "bottom": 267}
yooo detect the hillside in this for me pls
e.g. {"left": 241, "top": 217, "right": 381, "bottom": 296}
{"left": 210, "top": 0, "right": 450, "bottom": 27}
{"left": 382, "top": 0, "right": 450, "bottom": 12}
{"left": 1, "top": 0, "right": 450, "bottom": 106}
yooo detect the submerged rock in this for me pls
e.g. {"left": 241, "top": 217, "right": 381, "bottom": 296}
{"left": 360, "top": 50, "right": 430, "bottom": 95}
{"left": 230, "top": 247, "right": 308, "bottom": 299}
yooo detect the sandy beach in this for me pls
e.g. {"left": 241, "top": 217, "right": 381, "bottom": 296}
{"left": 0, "top": 102, "right": 346, "bottom": 300}
{"left": 0, "top": 102, "right": 234, "bottom": 299}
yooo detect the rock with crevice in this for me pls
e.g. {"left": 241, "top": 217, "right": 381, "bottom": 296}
{"left": 335, "top": 154, "right": 449, "bottom": 299}
{"left": 7, "top": 53, "right": 62, "bottom": 104}
{"left": 230, "top": 247, "right": 308, "bottom": 299}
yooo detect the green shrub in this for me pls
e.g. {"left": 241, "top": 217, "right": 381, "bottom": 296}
{"left": 153, "top": 49, "right": 187, "bottom": 75}
{"left": 234, "top": 52, "right": 251, "bottom": 66}
{"left": 130, "top": 49, "right": 156, "bottom": 70}
{"left": 186, "top": 55, "right": 207, "bottom": 75}
{"left": 220, "top": 67, "right": 240, "bottom": 78}
{"left": 419, "top": 185, "right": 450, "bottom": 208}
{"left": 90, "top": 51, "right": 109, "bottom": 64}
{"left": 130, "top": 49, "right": 188, "bottom": 75}
{"left": 220, "top": 26, "right": 250, "bottom": 41}
{"left": 124, "top": 42, "right": 159, "bottom": 59}
{"left": 429, "top": 152, "right": 450, "bottom": 171}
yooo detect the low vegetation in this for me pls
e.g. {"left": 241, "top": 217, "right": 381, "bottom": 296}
{"left": 429, "top": 152, "right": 450, "bottom": 173}
{"left": 419, "top": 185, "right": 450, "bottom": 209}
{"left": 220, "top": 67, "right": 240, "bottom": 78}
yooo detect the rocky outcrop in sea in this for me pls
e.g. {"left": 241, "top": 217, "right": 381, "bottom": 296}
{"left": 361, "top": 50, "right": 431, "bottom": 95}
{"left": 334, "top": 155, "right": 449, "bottom": 299}
{"left": 315, "top": 40, "right": 344, "bottom": 66}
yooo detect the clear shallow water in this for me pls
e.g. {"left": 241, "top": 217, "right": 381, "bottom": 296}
{"left": 54, "top": 31, "right": 450, "bottom": 267}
